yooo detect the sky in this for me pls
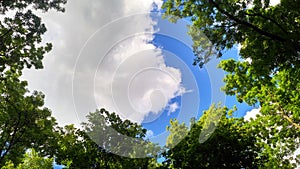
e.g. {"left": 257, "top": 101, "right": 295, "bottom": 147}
{"left": 21, "top": 0, "right": 265, "bottom": 148}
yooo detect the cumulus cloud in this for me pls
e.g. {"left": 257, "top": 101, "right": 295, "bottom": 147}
{"left": 93, "top": 35, "right": 184, "bottom": 123}
{"left": 22, "top": 0, "right": 185, "bottom": 126}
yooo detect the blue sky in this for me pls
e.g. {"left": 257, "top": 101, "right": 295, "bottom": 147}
{"left": 139, "top": 16, "right": 256, "bottom": 145}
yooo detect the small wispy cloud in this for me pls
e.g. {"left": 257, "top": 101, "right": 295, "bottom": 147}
{"left": 145, "top": 130, "right": 154, "bottom": 139}
{"left": 167, "top": 102, "right": 179, "bottom": 116}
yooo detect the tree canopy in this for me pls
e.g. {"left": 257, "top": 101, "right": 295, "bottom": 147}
{"left": 162, "top": 0, "right": 300, "bottom": 71}
{"left": 55, "top": 109, "right": 160, "bottom": 169}
{"left": 0, "top": 0, "right": 67, "bottom": 74}
{"left": 162, "top": 0, "right": 300, "bottom": 168}
{"left": 1, "top": 149, "right": 53, "bottom": 169}
{"left": 0, "top": 0, "right": 66, "bottom": 166}
{"left": 0, "top": 0, "right": 299, "bottom": 168}
{"left": 162, "top": 105, "right": 299, "bottom": 169}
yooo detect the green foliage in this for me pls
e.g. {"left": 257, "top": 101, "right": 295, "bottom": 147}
{"left": 0, "top": 10, "right": 51, "bottom": 72}
{"left": 163, "top": 105, "right": 299, "bottom": 168}
{"left": 162, "top": 0, "right": 300, "bottom": 70}
{"left": 1, "top": 149, "right": 53, "bottom": 169}
{"left": 55, "top": 109, "right": 161, "bottom": 169}
{"left": 162, "top": 1, "right": 300, "bottom": 167}
{"left": 166, "top": 119, "right": 188, "bottom": 149}
{"left": 0, "top": 0, "right": 67, "bottom": 14}
{"left": 220, "top": 60, "right": 300, "bottom": 130}
{"left": 245, "top": 115, "right": 300, "bottom": 168}
{"left": 0, "top": 0, "right": 66, "bottom": 167}
{"left": 0, "top": 0, "right": 67, "bottom": 74}
{"left": 0, "top": 70, "right": 57, "bottom": 166}
{"left": 219, "top": 59, "right": 300, "bottom": 168}
{"left": 162, "top": 0, "right": 300, "bottom": 128}
{"left": 163, "top": 105, "right": 260, "bottom": 169}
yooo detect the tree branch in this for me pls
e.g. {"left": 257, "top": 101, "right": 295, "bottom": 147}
{"left": 264, "top": 88, "right": 300, "bottom": 130}
{"left": 277, "top": 103, "right": 300, "bottom": 130}
{"left": 208, "top": 0, "right": 289, "bottom": 43}
{"left": 244, "top": 12, "right": 289, "bottom": 35}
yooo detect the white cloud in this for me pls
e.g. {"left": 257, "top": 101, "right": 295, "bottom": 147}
{"left": 293, "top": 147, "right": 300, "bottom": 168}
{"left": 237, "top": 44, "right": 242, "bottom": 54}
{"left": 167, "top": 102, "right": 179, "bottom": 116}
{"left": 236, "top": 44, "right": 252, "bottom": 64}
{"left": 246, "top": 0, "right": 280, "bottom": 8}
{"left": 93, "top": 35, "right": 184, "bottom": 123}
{"left": 22, "top": 0, "right": 186, "bottom": 126}
{"left": 245, "top": 58, "right": 252, "bottom": 64}
{"left": 145, "top": 130, "right": 154, "bottom": 139}
{"left": 270, "top": 0, "right": 280, "bottom": 6}
{"left": 244, "top": 108, "right": 261, "bottom": 121}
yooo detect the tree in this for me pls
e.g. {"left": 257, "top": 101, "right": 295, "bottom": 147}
{"left": 0, "top": 70, "right": 57, "bottom": 166}
{"left": 162, "top": 0, "right": 299, "bottom": 71}
{"left": 162, "top": 0, "right": 300, "bottom": 128}
{"left": 0, "top": 0, "right": 67, "bottom": 166}
{"left": 162, "top": 105, "right": 299, "bottom": 169}
{"left": 244, "top": 114, "right": 300, "bottom": 168}
{"left": 0, "top": 0, "right": 67, "bottom": 74}
{"left": 165, "top": 119, "right": 189, "bottom": 149}
{"left": 55, "top": 109, "right": 161, "bottom": 169}
{"left": 219, "top": 59, "right": 300, "bottom": 130}
{"left": 0, "top": 0, "right": 66, "bottom": 13}
{"left": 161, "top": 1, "right": 300, "bottom": 164}
{"left": 218, "top": 39, "right": 300, "bottom": 164}
{"left": 163, "top": 105, "right": 259, "bottom": 168}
